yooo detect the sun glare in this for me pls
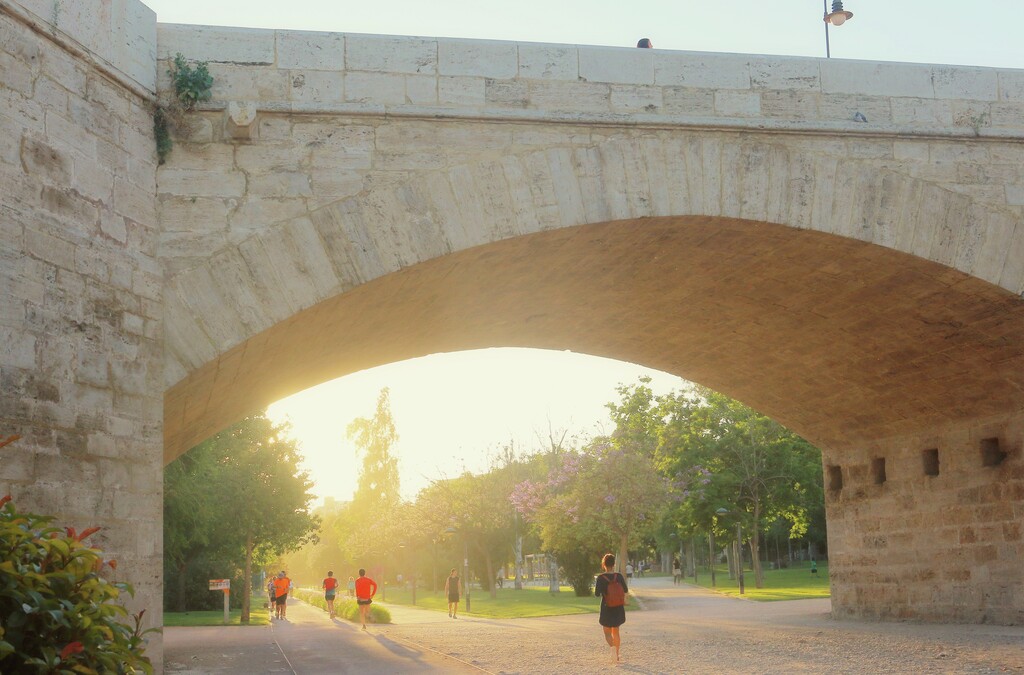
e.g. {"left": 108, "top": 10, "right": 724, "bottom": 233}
{"left": 266, "top": 348, "right": 686, "bottom": 504}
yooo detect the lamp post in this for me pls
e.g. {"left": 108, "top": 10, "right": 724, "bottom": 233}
{"left": 823, "top": 1, "right": 853, "bottom": 58}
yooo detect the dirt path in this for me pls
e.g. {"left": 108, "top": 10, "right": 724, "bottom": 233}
{"left": 165, "top": 578, "right": 1024, "bottom": 674}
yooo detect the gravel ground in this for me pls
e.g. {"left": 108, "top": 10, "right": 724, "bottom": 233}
{"left": 374, "top": 578, "right": 1024, "bottom": 674}
{"left": 165, "top": 578, "right": 1023, "bottom": 674}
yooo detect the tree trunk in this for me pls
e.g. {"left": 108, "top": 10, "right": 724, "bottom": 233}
{"left": 547, "top": 555, "right": 559, "bottom": 593}
{"left": 752, "top": 504, "right": 765, "bottom": 588}
{"left": 486, "top": 553, "right": 496, "bottom": 599}
{"left": 241, "top": 533, "right": 254, "bottom": 623}
{"left": 725, "top": 543, "right": 735, "bottom": 579}
{"left": 513, "top": 534, "right": 523, "bottom": 590}
{"left": 175, "top": 559, "right": 189, "bottom": 612}
{"left": 618, "top": 532, "right": 628, "bottom": 578}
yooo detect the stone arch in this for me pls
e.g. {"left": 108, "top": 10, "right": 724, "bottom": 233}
{"left": 164, "top": 129, "right": 1024, "bottom": 459}
{"left": 161, "top": 125, "right": 1024, "bottom": 626}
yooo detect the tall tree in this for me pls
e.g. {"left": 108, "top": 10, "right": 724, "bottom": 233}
{"left": 163, "top": 413, "right": 320, "bottom": 620}
{"left": 346, "top": 388, "right": 402, "bottom": 564}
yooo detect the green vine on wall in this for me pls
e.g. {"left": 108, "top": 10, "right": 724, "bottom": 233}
{"left": 153, "top": 53, "right": 214, "bottom": 165}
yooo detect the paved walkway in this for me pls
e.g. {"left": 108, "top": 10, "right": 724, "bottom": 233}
{"left": 164, "top": 578, "right": 1024, "bottom": 674}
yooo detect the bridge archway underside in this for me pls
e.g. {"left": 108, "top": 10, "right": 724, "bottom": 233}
{"left": 164, "top": 215, "right": 1024, "bottom": 464}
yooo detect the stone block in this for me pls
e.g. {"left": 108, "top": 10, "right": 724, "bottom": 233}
{"left": 405, "top": 74, "right": 437, "bottom": 105}
{"left": 158, "top": 24, "right": 274, "bottom": 64}
{"left": 45, "top": 111, "right": 97, "bottom": 159}
{"left": 344, "top": 72, "right": 405, "bottom": 105}
{"left": 224, "top": 101, "right": 259, "bottom": 140}
{"left": 438, "top": 39, "right": 517, "bottom": 79}
{"left": 891, "top": 98, "right": 954, "bottom": 126}
{"left": 40, "top": 47, "right": 87, "bottom": 94}
{"left": 484, "top": 79, "right": 528, "bottom": 108}
{"left": 821, "top": 60, "right": 934, "bottom": 98}
{"left": 248, "top": 172, "right": 313, "bottom": 198}
{"left": 0, "top": 51, "right": 35, "bottom": 97}
{"left": 999, "top": 71, "right": 1024, "bottom": 102}
{"left": 610, "top": 85, "right": 662, "bottom": 113}
{"left": 760, "top": 90, "right": 819, "bottom": 119}
{"left": 662, "top": 87, "right": 714, "bottom": 116}
{"left": 439, "top": 76, "right": 485, "bottom": 106}
{"left": 749, "top": 56, "right": 821, "bottom": 91}
{"left": 655, "top": 52, "right": 750, "bottom": 89}
{"left": 156, "top": 169, "right": 245, "bottom": 199}
{"left": 579, "top": 46, "right": 653, "bottom": 85}
{"left": 518, "top": 44, "right": 577, "bottom": 80}
{"left": 276, "top": 30, "right": 344, "bottom": 70}
{"left": 345, "top": 35, "right": 437, "bottom": 75}
{"left": 528, "top": 80, "right": 610, "bottom": 112}
{"left": 114, "top": 176, "right": 157, "bottom": 226}
{"left": 714, "top": 90, "right": 761, "bottom": 117}
{"left": 933, "top": 66, "right": 999, "bottom": 102}
{"left": 207, "top": 63, "right": 290, "bottom": 102}
{"left": 288, "top": 70, "right": 345, "bottom": 105}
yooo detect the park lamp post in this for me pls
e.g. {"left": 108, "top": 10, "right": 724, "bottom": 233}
{"left": 823, "top": 1, "right": 854, "bottom": 58}
{"left": 716, "top": 508, "right": 745, "bottom": 595}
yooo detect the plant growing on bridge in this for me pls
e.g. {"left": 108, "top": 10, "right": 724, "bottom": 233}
{"left": 0, "top": 494, "right": 154, "bottom": 673}
{"left": 153, "top": 53, "right": 214, "bottom": 164}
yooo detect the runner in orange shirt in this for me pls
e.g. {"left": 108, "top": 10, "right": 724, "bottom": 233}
{"left": 354, "top": 568, "right": 378, "bottom": 630}
{"left": 322, "top": 570, "right": 339, "bottom": 619}
{"left": 273, "top": 571, "right": 291, "bottom": 620}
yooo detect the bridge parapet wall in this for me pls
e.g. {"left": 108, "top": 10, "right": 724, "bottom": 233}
{"left": 157, "top": 24, "right": 1024, "bottom": 139}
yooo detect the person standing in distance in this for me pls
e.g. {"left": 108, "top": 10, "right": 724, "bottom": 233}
{"left": 355, "top": 568, "right": 378, "bottom": 630}
{"left": 444, "top": 568, "right": 461, "bottom": 619}
{"left": 595, "top": 553, "right": 629, "bottom": 663}
{"left": 322, "top": 570, "right": 339, "bottom": 619}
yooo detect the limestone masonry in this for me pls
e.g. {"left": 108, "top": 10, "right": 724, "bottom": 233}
{"left": 1, "top": 0, "right": 1022, "bottom": 667}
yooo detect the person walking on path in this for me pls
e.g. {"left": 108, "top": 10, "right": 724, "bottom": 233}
{"left": 323, "top": 570, "right": 339, "bottom": 619}
{"left": 347, "top": 576, "right": 356, "bottom": 598}
{"left": 354, "top": 568, "right": 378, "bottom": 630}
{"left": 267, "top": 577, "right": 276, "bottom": 610}
{"left": 595, "top": 553, "right": 628, "bottom": 664}
{"left": 444, "top": 568, "right": 462, "bottom": 619}
{"left": 672, "top": 559, "right": 682, "bottom": 585}
{"left": 273, "top": 570, "right": 292, "bottom": 620}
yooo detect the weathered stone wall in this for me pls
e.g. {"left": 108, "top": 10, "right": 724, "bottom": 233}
{"left": 0, "top": 0, "right": 162, "bottom": 663}
{"left": 826, "top": 414, "right": 1023, "bottom": 624}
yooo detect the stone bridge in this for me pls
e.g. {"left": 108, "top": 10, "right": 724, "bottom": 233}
{"left": 1, "top": 0, "right": 1023, "bottom": 662}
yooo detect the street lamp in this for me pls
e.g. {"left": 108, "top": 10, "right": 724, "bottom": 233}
{"left": 823, "top": 1, "right": 854, "bottom": 58}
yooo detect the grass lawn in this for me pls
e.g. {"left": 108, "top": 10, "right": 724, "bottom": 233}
{"left": 381, "top": 584, "right": 608, "bottom": 619}
{"left": 689, "top": 561, "right": 830, "bottom": 601}
{"left": 163, "top": 605, "right": 271, "bottom": 627}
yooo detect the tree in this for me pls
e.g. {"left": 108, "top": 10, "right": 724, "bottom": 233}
{"left": 163, "top": 413, "right": 320, "bottom": 621}
{"left": 657, "top": 387, "right": 822, "bottom": 588}
{"left": 512, "top": 443, "right": 671, "bottom": 595}
{"left": 344, "top": 388, "right": 404, "bottom": 583}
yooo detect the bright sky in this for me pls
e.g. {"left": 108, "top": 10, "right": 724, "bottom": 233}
{"left": 140, "top": 0, "right": 1023, "bottom": 69}
{"left": 267, "top": 350, "right": 685, "bottom": 503}
{"left": 155, "top": 0, "right": 1018, "bottom": 504}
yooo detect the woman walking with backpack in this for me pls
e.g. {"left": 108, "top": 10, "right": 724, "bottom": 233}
{"left": 595, "top": 553, "right": 628, "bottom": 663}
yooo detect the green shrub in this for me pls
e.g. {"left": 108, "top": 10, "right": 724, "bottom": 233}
{"left": 168, "top": 53, "right": 213, "bottom": 111}
{"left": 0, "top": 495, "right": 154, "bottom": 674}
{"left": 291, "top": 588, "right": 391, "bottom": 624}
{"left": 153, "top": 53, "right": 214, "bottom": 164}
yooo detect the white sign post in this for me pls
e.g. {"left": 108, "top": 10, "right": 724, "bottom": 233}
{"left": 209, "top": 579, "right": 230, "bottom": 624}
